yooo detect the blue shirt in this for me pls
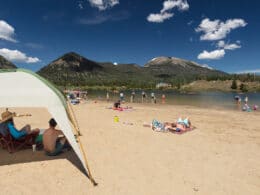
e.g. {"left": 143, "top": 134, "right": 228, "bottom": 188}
{"left": 7, "top": 122, "right": 27, "bottom": 139}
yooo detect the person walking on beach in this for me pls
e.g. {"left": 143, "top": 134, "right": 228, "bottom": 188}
{"left": 106, "top": 92, "right": 110, "bottom": 102}
{"left": 162, "top": 94, "right": 166, "bottom": 104}
{"left": 142, "top": 91, "right": 146, "bottom": 103}
{"left": 244, "top": 96, "right": 248, "bottom": 104}
{"left": 130, "top": 90, "right": 135, "bottom": 103}
{"left": 120, "top": 92, "right": 124, "bottom": 102}
{"left": 151, "top": 92, "right": 156, "bottom": 104}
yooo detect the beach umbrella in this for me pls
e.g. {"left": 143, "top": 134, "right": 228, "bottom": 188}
{"left": 0, "top": 69, "right": 97, "bottom": 185}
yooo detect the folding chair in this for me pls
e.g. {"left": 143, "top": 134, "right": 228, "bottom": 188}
{"left": 0, "top": 126, "right": 38, "bottom": 153}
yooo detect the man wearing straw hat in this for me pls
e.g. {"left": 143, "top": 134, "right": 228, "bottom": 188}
{"left": 0, "top": 108, "right": 40, "bottom": 139}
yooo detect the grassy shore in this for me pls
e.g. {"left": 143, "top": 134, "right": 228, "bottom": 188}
{"left": 181, "top": 80, "right": 260, "bottom": 92}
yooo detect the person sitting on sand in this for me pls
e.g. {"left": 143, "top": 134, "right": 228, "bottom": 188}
{"left": 1, "top": 109, "right": 40, "bottom": 139}
{"left": 113, "top": 100, "right": 121, "bottom": 109}
{"left": 43, "top": 118, "right": 70, "bottom": 156}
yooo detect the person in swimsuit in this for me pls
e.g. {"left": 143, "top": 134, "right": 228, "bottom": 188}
{"left": 174, "top": 117, "right": 191, "bottom": 132}
{"left": 43, "top": 118, "right": 70, "bottom": 156}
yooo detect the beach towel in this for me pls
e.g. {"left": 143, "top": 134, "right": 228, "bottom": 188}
{"left": 106, "top": 107, "right": 133, "bottom": 111}
{"left": 152, "top": 119, "right": 168, "bottom": 132}
{"left": 170, "top": 126, "right": 196, "bottom": 135}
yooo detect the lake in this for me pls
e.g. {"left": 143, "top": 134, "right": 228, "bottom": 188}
{"left": 85, "top": 90, "right": 260, "bottom": 111}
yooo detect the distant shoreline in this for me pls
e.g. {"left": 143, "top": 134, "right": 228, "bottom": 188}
{"left": 59, "top": 80, "right": 260, "bottom": 93}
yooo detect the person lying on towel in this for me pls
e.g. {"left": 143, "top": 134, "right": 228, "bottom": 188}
{"left": 43, "top": 118, "right": 70, "bottom": 156}
{"left": 152, "top": 117, "right": 192, "bottom": 132}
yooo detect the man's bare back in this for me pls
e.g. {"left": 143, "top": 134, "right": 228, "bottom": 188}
{"left": 43, "top": 127, "right": 64, "bottom": 152}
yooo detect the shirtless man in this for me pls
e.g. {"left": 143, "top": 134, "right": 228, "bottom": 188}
{"left": 43, "top": 118, "right": 69, "bottom": 156}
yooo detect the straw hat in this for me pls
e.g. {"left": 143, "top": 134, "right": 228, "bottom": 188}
{"left": 0, "top": 108, "right": 16, "bottom": 123}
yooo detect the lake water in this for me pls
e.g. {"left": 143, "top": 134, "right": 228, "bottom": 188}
{"left": 86, "top": 90, "right": 260, "bottom": 111}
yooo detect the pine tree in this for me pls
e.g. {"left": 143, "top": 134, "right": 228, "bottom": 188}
{"left": 231, "top": 79, "right": 237, "bottom": 89}
{"left": 240, "top": 83, "right": 248, "bottom": 92}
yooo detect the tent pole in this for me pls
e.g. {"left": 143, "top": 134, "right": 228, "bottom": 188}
{"left": 76, "top": 133, "right": 98, "bottom": 186}
{"left": 67, "top": 102, "right": 97, "bottom": 186}
{"left": 67, "top": 101, "right": 82, "bottom": 136}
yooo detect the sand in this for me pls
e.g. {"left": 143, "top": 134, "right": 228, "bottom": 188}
{"left": 0, "top": 102, "right": 260, "bottom": 195}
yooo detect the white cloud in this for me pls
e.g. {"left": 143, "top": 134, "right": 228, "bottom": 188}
{"left": 197, "top": 49, "right": 225, "bottom": 60}
{"left": 147, "top": 0, "right": 189, "bottom": 23}
{"left": 196, "top": 18, "right": 247, "bottom": 41}
{"left": 0, "top": 20, "right": 17, "bottom": 42}
{"left": 161, "top": 0, "right": 189, "bottom": 12}
{"left": 217, "top": 40, "right": 241, "bottom": 50}
{"left": 113, "top": 62, "right": 118, "bottom": 65}
{"left": 87, "top": 0, "right": 119, "bottom": 10}
{"left": 0, "top": 48, "right": 40, "bottom": 63}
{"left": 147, "top": 12, "right": 174, "bottom": 23}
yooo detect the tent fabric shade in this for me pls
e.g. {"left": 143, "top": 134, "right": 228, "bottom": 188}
{"left": 0, "top": 69, "right": 87, "bottom": 175}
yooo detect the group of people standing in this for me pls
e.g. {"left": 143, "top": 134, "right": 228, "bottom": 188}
{"left": 234, "top": 95, "right": 258, "bottom": 111}
{"left": 106, "top": 91, "right": 166, "bottom": 104}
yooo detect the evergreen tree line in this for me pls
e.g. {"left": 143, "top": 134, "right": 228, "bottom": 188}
{"left": 42, "top": 71, "right": 260, "bottom": 90}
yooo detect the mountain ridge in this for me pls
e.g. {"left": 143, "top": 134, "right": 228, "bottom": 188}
{"left": 38, "top": 52, "right": 228, "bottom": 87}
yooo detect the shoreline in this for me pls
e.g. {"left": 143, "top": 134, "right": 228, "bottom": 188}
{"left": 81, "top": 98, "right": 260, "bottom": 113}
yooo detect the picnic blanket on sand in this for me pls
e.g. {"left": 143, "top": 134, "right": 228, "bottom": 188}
{"left": 170, "top": 127, "right": 195, "bottom": 134}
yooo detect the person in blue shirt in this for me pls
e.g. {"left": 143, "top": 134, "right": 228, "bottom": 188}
{"left": 1, "top": 109, "right": 39, "bottom": 139}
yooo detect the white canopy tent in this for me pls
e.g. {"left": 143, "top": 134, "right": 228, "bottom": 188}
{"left": 0, "top": 69, "right": 96, "bottom": 185}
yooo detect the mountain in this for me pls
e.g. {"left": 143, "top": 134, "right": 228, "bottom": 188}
{"left": 0, "top": 55, "right": 17, "bottom": 69}
{"left": 38, "top": 52, "right": 228, "bottom": 88}
{"left": 144, "top": 56, "right": 226, "bottom": 77}
{"left": 38, "top": 52, "right": 104, "bottom": 85}
{"left": 38, "top": 52, "right": 151, "bottom": 86}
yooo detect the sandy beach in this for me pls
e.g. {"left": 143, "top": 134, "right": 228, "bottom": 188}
{"left": 0, "top": 101, "right": 260, "bottom": 195}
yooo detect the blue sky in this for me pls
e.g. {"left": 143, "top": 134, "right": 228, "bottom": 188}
{"left": 0, "top": 0, "right": 259, "bottom": 73}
